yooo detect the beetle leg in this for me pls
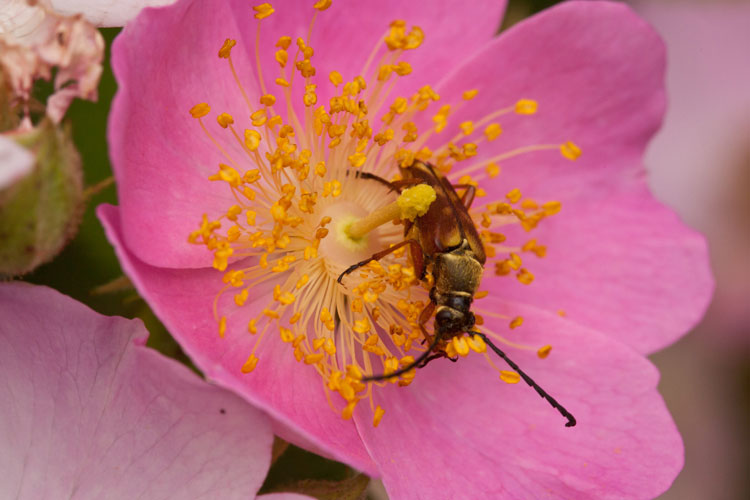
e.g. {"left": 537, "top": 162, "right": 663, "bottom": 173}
{"left": 451, "top": 184, "right": 477, "bottom": 209}
{"left": 337, "top": 239, "right": 423, "bottom": 284}
{"left": 355, "top": 171, "right": 422, "bottom": 193}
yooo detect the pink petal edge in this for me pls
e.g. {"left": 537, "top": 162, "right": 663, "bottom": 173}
{"left": 354, "top": 299, "right": 683, "bottom": 499}
{"left": 433, "top": 0, "right": 712, "bottom": 353}
{"left": 97, "top": 203, "right": 380, "bottom": 476}
{"left": 0, "top": 282, "right": 274, "bottom": 499}
{"left": 108, "top": 0, "right": 505, "bottom": 269}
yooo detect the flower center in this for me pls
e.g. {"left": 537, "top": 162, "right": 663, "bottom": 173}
{"left": 186, "top": 2, "right": 580, "bottom": 426}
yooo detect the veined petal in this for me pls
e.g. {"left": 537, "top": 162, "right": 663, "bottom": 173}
{"left": 98, "top": 204, "right": 378, "bottom": 475}
{"left": 426, "top": 1, "right": 712, "bottom": 353}
{"left": 354, "top": 300, "right": 683, "bottom": 499}
{"left": 0, "top": 282, "right": 274, "bottom": 499}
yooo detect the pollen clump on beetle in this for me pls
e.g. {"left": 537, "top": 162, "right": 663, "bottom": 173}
{"left": 187, "top": 2, "right": 579, "bottom": 426}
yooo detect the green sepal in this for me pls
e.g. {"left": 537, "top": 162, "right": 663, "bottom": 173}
{"left": 0, "top": 119, "right": 83, "bottom": 276}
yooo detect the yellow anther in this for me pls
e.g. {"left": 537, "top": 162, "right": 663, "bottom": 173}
{"left": 226, "top": 204, "right": 242, "bottom": 221}
{"left": 500, "top": 370, "right": 521, "bottom": 384}
{"left": 313, "top": 0, "right": 332, "bottom": 10}
{"left": 323, "top": 338, "right": 336, "bottom": 355}
{"left": 452, "top": 336, "right": 470, "bottom": 357}
{"left": 190, "top": 103, "right": 210, "bottom": 118}
{"left": 315, "top": 161, "right": 327, "bottom": 177}
{"left": 250, "top": 109, "right": 267, "bottom": 127}
{"left": 397, "top": 184, "right": 436, "bottom": 221}
{"left": 509, "top": 316, "right": 523, "bottom": 329}
{"left": 243, "top": 169, "right": 261, "bottom": 183}
{"left": 395, "top": 61, "right": 412, "bottom": 76}
{"left": 248, "top": 319, "right": 258, "bottom": 334}
{"left": 260, "top": 94, "right": 276, "bottom": 106}
{"left": 329, "top": 70, "right": 343, "bottom": 86}
{"left": 463, "top": 89, "right": 478, "bottom": 100}
{"left": 216, "top": 112, "right": 234, "bottom": 128}
{"left": 354, "top": 319, "right": 372, "bottom": 334}
{"left": 542, "top": 200, "right": 562, "bottom": 216}
{"left": 275, "top": 36, "right": 291, "bottom": 49}
{"left": 373, "top": 406, "right": 385, "bottom": 427}
{"left": 218, "top": 316, "right": 227, "bottom": 338}
{"left": 347, "top": 364, "right": 363, "bottom": 380}
{"left": 218, "top": 39, "right": 236, "bottom": 58}
{"left": 279, "top": 327, "right": 294, "bottom": 343}
{"left": 313, "top": 338, "right": 326, "bottom": 351}
{"left": 463, "top": 143, "right": 477, "bottom": 157}
{"left": 348, "top": 152, "right": 367, "bottom": 168}
{"left": 517, "top": 268, "right": 535, "bottom": 285}
{"left": 263, "top": 308, "right": 280, "bottom": 319}
{"left": 484, "top": 123, "right": 502, "bottom": 141}
{"left": 275, "top": 77, "right": 290, "bottom": 87}
{"left": 515, "top": 99, "right": 538, "bottom": 114}
{"left": 560, "top": 141, "right": 582, "bottom": 160}
{"left": 341, "top": 401, "right": 357, "bottom": 420}
{"left": 506, "top": 188, "right": 522, "bottom": 203}
{"left": 241, "top": 354, "right": 259, "bottom": 373}
{"left": 557, "top": 310, "right": 567, "bottom": 317}
{"left": 234, "top": 289, "right": 249, "bottom": 306}
{"left": 304, "top": 353, "right": 325, "bottom": 365}
{"left": 295, "top": 275, "right": 309, "bottom": 289}
{"left": 509, "top": 252, "right": 522, "bottom": 270}
{"left": 460, "top": 121, "right": 474, "bottom": 136}
{"left": 253, "top": 3, "right": 274, "bottom": 19}
{"left": 481, "top": 163, "right": 499, "bottom": 179}
{"left": 538, "top": 345, "right": 552, "bottom": 359}
{"left": 278, "top": 292, "right": 295, "bottom": 305}
{"left": 467, "top": 334, "right": 487, "bottom": 353}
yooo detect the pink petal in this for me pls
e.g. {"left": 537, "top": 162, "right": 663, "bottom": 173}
{"left": 484, "top": 179, "right": 712, "bottom": 354}
{"left": 97, "top": 204, "right": 378, "bottom": 475}
{"left": 49, "top": 0, "right": 178, "bottom": 26}
{"left": 432, "top": 1, "right": 712, "bottom": 353}
{"left": 354, "top": 300, "right": 683, "bottom": 499}
{"left": 109, "top": 0, "right": 505, "bottom": 268}
{"left": 0, "top": 282, "right": 273, "bottom": 499}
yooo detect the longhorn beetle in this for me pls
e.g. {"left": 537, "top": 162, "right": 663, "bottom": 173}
{"left": 338, "top": 161, "right": 576, "bottom": 427}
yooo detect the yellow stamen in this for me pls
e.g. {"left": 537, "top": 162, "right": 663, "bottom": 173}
{"left": 500, "top": 370, "right": 521, "bottom": 384}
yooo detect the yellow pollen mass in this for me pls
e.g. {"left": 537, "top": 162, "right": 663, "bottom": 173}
{"left": 218, "top": 38, "right": 236, "bottom": 59}
{"left": 560, "top": 141, "right": 582, "bottom": 160}
{"left": 313, "top": 0, "right": 332, "bottom": 10}
{"left": 538, "top": 345, "right": 552, "bottom": 359}
{"left": 500, "top": 370, "right": 521, "bottom": 384}
{"left": 217, "top": 112, "right": 234, "bottom": 128}
{"left": 463, "top": 89, "right": 478, "bottom": 100}
{"left": 515, "top": 99, "right": 538, "bottom": 114}
{"left": 253, "top": 3, "right": 274, "bottom": 19}
{"left": 396, "top": 184, "right": 436, "bottom": 221}
{"left": 189, "top": 102, "right": 210, "bottom": 118}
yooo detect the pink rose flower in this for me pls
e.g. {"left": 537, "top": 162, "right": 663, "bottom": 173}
{"left": 0, "top": 282, "right": 302, "bottom": 499}
{"left": 99, "top": 0, "right": 713, "bottom": 497}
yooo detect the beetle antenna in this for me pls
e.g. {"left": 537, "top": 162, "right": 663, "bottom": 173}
{"left": 362, "top": 332, "right": 443, "bottom": 382}
{"left": 472, "top": 331, "right": 576, "bottom": 427}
